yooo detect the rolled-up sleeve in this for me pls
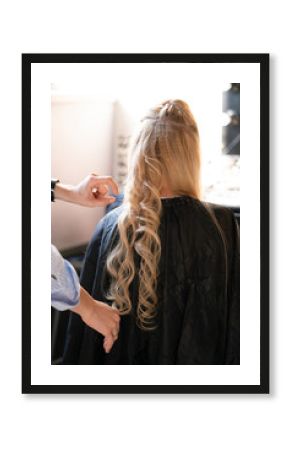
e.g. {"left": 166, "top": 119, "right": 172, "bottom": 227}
{"left": 51, "top": 245, "right": 80, "bottom": 311}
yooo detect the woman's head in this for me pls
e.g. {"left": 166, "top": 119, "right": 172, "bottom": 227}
{"left": 106, "top": 100, "right": 201, "bottom": 329}
{"left": 126, "top": 99, "right": 201, "bottom": 202}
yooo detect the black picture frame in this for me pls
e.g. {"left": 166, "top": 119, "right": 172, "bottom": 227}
{"left": 22, "top": 53, "right": 269, "bottom": 394}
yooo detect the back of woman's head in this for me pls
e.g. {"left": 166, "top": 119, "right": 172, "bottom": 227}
{"left": 128, "top": 99, "right": 201, "bottom": 201}
{"left": 106, "top": 99, "right": 201, "bottom": 329}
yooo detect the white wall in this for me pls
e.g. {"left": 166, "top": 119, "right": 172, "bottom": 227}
{"left": 51, "top": 96, "right": 114, "bottom": 250}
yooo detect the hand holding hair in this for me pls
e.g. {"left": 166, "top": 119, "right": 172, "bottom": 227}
{"left": 54, "top": 173, "right": 119, "bottom": 207}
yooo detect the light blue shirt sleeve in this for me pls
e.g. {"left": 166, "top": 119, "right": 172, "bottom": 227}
{"left": 51, "top": 245, "right": 80, "bottom": 311}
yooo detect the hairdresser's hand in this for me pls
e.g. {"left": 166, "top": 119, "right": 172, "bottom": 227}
{"left": 72, "top": 287, "right": 120, "bottom": 353}
{"left": 54, "top": 174, "right": 119, "bottom": 207}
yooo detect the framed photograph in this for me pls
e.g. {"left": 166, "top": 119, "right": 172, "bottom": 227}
{"left": 22, "top": 53, "right": 269, "bottom": 394}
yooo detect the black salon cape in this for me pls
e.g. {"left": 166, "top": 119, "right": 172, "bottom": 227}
{"left": 63, "top": 196, "right": 240, "bottom": 365}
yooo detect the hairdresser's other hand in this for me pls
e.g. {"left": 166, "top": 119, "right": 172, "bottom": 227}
{"left": 72, "top": 287, "right": 120, "bottom": 353}
{"left": 54, "top": 174, "right": 119, "bottom": 207}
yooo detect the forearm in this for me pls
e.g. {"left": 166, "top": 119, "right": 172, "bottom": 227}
{"left": 54, "top": 183, "right": 79, "bottom": 204}
{"left": 71, "top": 286, "right": 92, "bottom": 321}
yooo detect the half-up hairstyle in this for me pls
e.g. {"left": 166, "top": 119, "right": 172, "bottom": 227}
{"left": 106, "top": 99, "right": 202, "bottom": 329}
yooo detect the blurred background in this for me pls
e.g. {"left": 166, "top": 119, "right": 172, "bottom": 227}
{"left": 51, "top": 64, "right": 240, "bottom": 363}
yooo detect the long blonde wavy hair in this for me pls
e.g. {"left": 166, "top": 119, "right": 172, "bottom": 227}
{"left": 106, "top": 99, "right": 202, "bottom": 329}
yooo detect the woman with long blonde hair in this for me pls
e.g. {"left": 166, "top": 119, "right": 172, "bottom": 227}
{"left": 63, "top": 99, "right": 240, "bottom": 365}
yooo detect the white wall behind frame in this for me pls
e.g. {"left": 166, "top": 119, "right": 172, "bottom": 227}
{"left": 3, "top": 1, "right": 289, "bottom": 450}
